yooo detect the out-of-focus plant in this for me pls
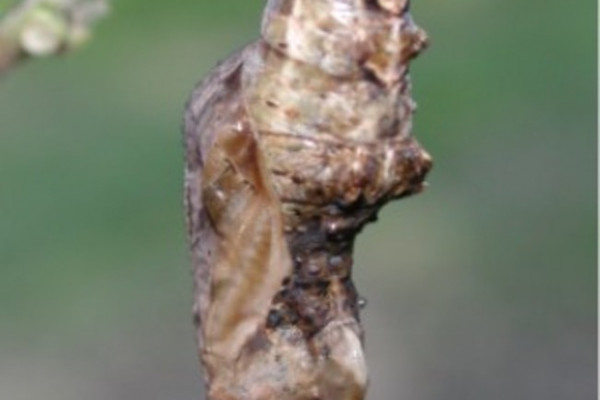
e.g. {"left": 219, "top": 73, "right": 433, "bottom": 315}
{"left": 0, "top": 0, "right": 108, "bottom": 74}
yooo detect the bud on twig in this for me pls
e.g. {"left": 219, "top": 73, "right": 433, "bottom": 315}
{"left": 0, "top": 0, "right": 108, "bottom": 74}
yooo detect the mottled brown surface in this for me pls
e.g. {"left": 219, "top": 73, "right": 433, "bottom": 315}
{"left": 183, "top": 1, "right": 431, "bottom": 399}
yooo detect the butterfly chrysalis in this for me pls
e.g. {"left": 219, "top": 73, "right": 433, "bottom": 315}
{"left": 184, "top": 1, "right": 431, "bottom": 399}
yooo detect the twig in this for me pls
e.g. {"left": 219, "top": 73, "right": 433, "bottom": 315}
{"left": 0, "top": 0, "right": 108, "bottom": 75}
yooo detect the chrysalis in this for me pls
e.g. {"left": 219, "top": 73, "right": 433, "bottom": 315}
{"left": 183, "top": 1, "right": 431, "bottom": 399}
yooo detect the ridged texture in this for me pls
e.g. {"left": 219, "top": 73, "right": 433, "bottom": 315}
{"left": 183, "top": 1, "right": 431, "bottom": 399}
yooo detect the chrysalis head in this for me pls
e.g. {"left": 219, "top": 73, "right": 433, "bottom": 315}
{"left": 262, "top": 0, "right": 427, "bottom": 83}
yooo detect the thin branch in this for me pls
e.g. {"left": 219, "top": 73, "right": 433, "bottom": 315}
{"left": 0, "top": 0, "right": 108, "bottom": 75}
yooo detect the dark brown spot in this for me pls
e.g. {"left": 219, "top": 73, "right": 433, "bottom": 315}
{"left": 266, "top": 309, "right": 282, "bottom": 328}
{"left": 192, "top": 311, "right": 201, "bottom": 327}
{"left": 291, "top": 175, "right": 305, "bottom": 184}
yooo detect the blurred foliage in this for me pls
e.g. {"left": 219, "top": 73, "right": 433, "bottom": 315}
{"left": 0, "top": 1, "right": 595, "bottom": 399}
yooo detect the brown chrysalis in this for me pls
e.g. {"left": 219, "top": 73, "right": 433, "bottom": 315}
{"left": 183, "top": 1, "right": 431, "bottom": 399}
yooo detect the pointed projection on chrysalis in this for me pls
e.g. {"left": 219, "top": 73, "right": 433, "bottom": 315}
{"left": 183, "top": 1, "right": 431, "bottom": 399}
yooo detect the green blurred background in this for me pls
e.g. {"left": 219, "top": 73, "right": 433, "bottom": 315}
{"left": 0, "top": 1, "right": 596, "bottom": 399}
